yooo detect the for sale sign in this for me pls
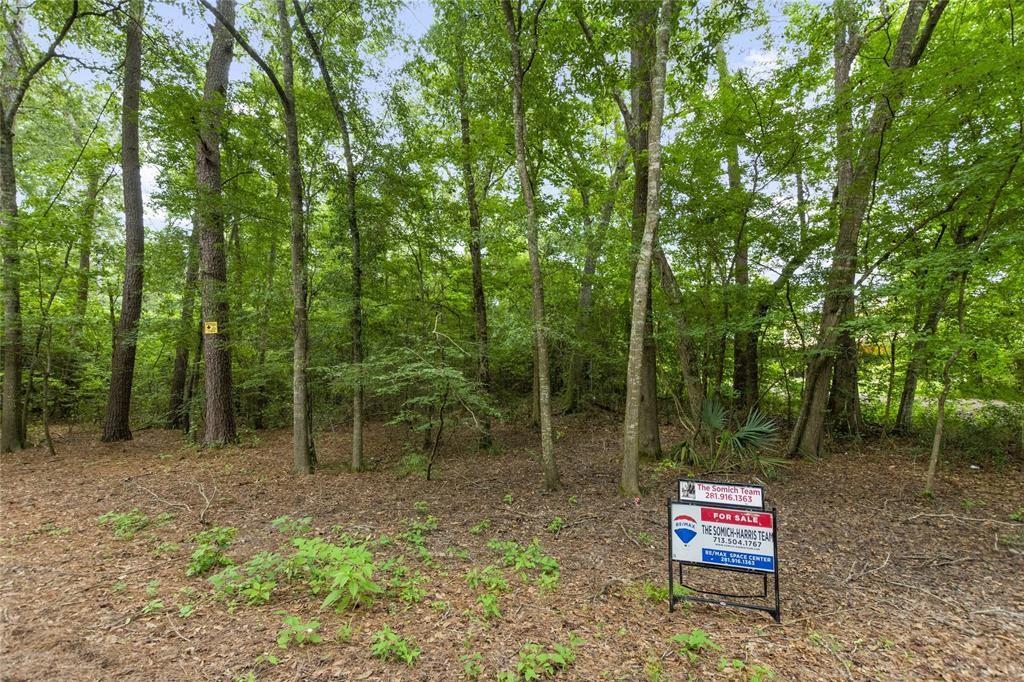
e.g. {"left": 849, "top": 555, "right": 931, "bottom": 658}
{"left": 677, "top": 479, "right": 764, "bottom": 510}
{"left": 670, "top": 501, "right": 776, "bottom": 573}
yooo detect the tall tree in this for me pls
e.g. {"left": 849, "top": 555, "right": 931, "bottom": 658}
{"left": 622, "top": 0, "right": 674, "bottom": 497}
{"left": 196, "top": 0, "right": 237, "bottom": 446}
{"left": 199, "top": 0, "right": 315, "bottom": 472}
{"left": 455, "top": 39, "right": 493, "bottom": 449}
{"left": 168, "top": 220, "right": 199, "bottom": 429}
{"left": 1, "top": 1, "right": 81, "bottom": 451}
{"left": 627, "top": 0, "right": 662, "bottom": 459}
{"left": 501, "top": 0, "right": 559, "bottom": 491}
{"left": 292, "top": 0, "right": 365, "bottom": 470}
{"left": 787, "top": 0, "right": 948, "bottom": 458}
{"left": 101, "top": 0, "right": 146, "bottom": 442}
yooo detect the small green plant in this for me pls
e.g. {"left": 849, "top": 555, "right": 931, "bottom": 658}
{"left": 502, "top": 493, "right": 514, "bottom": 505}
{"left": 142, "top": 599, "right": 164, "bottom": 615}
{"left": 413, "top": 501, "right": 429, "bottom": 515}
{"left": 239, "top": 579, "right": 276, "bottom": 605}
{"left": 288, "top": 537, "right": 382, "bottom": 611}
{"left": 476, "top": 592, "right": 502, "bottom": 619}
{"left": 153, "top": 541, "right": 179, "bottom": 556}
{"left": 567, "top": 495, "right": 578, "bottom": 505}
{"left": 111, "top": 580, "right": 127, "bottom": 593}
{"left": 145, "top": 579, "right": 160, "bottom": 596}
{"left": 396, "top": 452, "right": 428, "bottom": 479}
{"left": 1008, "top": 508, "right": 1023, "bottom": 522}
{"left": 644, "top": 656, "right": 665, "bottom": 682}
{"left": 271, "top": 515, "right": 312, "bottom": 537}
{"left": 465, "top": 565, "right": 509, "bottom": 592}
{"left": 371, "top": 625, "right": 421, "bottom": 665}
{"left": 335, "top": 622, "right": 353, "bottom": 643}
{"left": 461, "top": 652, "right": 484, "bottom": 679}
{"left": 98, "top": 509, "right": 150, "bottom": 539}
{"left": 671, "top": 628, "right": 721, "bottom": 662}
{"left": 511, "top": 636, "right": 583, "bottom": 680}
{"left": 393, "top": 571, "right": 429, "bottom": 603}
{"left": 178, "top": 603, "right": 196, "bottom": 618}
{"left": 630, "top": 580, "right": 692, "bottom": 605}
{"left": 187, "top": 526, "right": 237, "bottom": 576}
{"left": 469, "top": 519, "right": 491, "bottom": 535}
{"left": 546, "top": 517, "right": 565, "bottom": 533}
{"left": 277, "top": 615, "right": 322, "bottom": 649}
{"left": 717, "top": 658, "right": 775, "bottom": 681}
{"left": 487, "top": 538, "right": 559, "bottom": 589}
{"left": 635, "top": 531, "right": 653, "bottom": 545}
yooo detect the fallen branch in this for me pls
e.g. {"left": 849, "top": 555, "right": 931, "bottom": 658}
{"left": 905, "top": 512, "right": 1021, "bottom": 527}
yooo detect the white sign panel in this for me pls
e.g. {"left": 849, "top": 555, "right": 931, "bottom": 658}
{"left": 670, "top": 502, "right": 775, "bottom": 573}
{"left": 678, "top": 479, "right": 763, "bottom": 510}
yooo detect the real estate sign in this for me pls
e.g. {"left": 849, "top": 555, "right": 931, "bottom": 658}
{"left": 670, "top": 501, "right": 776, "bottom": 573}
{"left": 677, "top": 479, "right": 764, "bottom": 510}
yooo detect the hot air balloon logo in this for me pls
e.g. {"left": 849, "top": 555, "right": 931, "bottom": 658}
{"left": 673, "top": 514, "right": 698, "bottom": 544}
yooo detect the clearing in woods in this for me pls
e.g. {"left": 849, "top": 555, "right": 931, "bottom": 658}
{"left": 1, "top": 417, "right": 1022, "bottom": 680}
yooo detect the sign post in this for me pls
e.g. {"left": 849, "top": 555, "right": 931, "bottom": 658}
{"left": 668, "top": 479, "right": 781, "bottom": 622}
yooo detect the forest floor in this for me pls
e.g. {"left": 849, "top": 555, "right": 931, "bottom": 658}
{"left": 2, "top": 415, "right": 1023, "bottom": 681}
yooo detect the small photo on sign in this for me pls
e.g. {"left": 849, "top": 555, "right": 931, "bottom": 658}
{"left": 204, "top": 321, "right": 218, "bottom": 335}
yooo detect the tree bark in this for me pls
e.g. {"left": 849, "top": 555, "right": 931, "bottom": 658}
{"left": 629, "top": 0, "right": 661, "bottom": 459}
{"left": 455, "top": 49, "right": 492, "bottom": 449}
{"left": 168, "top": 221, "right": 199, "bottom": 429}
{"left": 196, "top": 0, "right": 237, "bottom": 446}
{"left": 275, "top": 0, "right": 314, "bottom": 473}
{"left": 293, "top": 0, "right": 363, "bottom": 469}
{"left": 101, "top": 0, "right": 146, "bottom": 443}
{"left": 654, "top": 247, "right": 703, "bottom": 426}
{"left": 565, "top": 152, "right": 628, "bottom": 413}
{"left": 501, "top": 0, "right": 559, "bottom": 491}
{"left": 787, "top": 0, "right": 945, "bottom": 458}
{"left": 622, "top": 0, "right": 674, "bottom": 497}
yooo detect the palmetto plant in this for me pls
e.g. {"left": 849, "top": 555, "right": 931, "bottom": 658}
{"left": 675, "top": 397, "right": 784, "bottom": 476}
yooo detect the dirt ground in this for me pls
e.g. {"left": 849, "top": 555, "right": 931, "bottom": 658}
{"left": 2, "top": 415, "right": 1022, "bottom": 681}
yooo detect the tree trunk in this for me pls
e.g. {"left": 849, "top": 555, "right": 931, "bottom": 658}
{"left": 1, "top": 120, "right": 23, "bottom": 452}
{"left": 828, "top": 297, "right": 863, "bottom": 435}
{"left": 455, "top": 50, "right": 492, "bottom": 449}
{"left": 622, "top": 0, "right": 673, "bottom": 497}
{"left": 275, "top": 0, "right": 314, "bottom": 474}
{"left": 168, "top": 221, "right": 199, "bottom": 429}
{"left": 101, "top": 0, "right": 146, "bottom": 443}
{"left": 629, "top": 1, "right": 661, "bottom": 460}
{"left": 787, "top": 0, "right": 943, "bottom": 458}
{"left": 501, "top": 0, "right": 559, "bottom": 491}
{"left": 926, "top": 272, "right": 967, "bottom": 496}
{"left": 654, "top": 247, "right": 703, "bottom": 426}
{"left": 293, "top": 0, "right": 363, "bottom": 469}
{"left": 74, "top": 169, "right": 101, "bottom": 323}
{"left": 566, "top": 152, "right": 628, "bottom": 413}
{"left": 196, "top": 0, "right": 237, "bottom": 446}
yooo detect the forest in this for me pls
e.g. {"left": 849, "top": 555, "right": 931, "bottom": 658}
{"left": 2, "top": 0, "right": 1023, "bottom": 679}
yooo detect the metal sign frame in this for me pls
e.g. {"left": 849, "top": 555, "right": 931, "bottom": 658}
{"left": 677, "top": 478, "right": 766, "bottom": 510}
{"left": 667, "top": 497, "right": 781, "bottom": 623}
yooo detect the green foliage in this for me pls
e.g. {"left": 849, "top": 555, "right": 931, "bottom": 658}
{"left": 476, "top": 592, "right": 502, "bottom": 619}
{"left": 396, "top": 452, "right": 429, "bottom": 479}
{"left": 271, "top": 515, "right": 312, "bottom": 537}
{"left": 469, "top": 520, "right": 491, "bottom": 535}
{"left": 674, "top": 397, "right": 785, "bottom": 476}
{"left": 98, "top": 509, "right": 150, "bottom": 539}
{"left": 187, "top": 527, "right": 237, "bottom": 577}
{"left": 464, "top": 565, "right": 509, "bottom": 593}
{"left": 504, "top": 636, "right": 583, "bottom": 681}
{"left": 277, "top": 615, "right": 322, "bottom": 649}
{"left": 141, "top": 599, "right": 164, "bottom": 615}
{"left": 461, "top": 652, "right": 484, "bottom": 679}
{"left": 546, "top": 517, "right": 565, "bottom": 533}
{"left": 287, "top": 537, "right": 382, "bottom": 611}
{"left": 718, "top": 658, "right": 775, "bottom": 681}
{"left": 671, "top": 628, "right": 721, "bottom": 662}
{"left": 370, "top": 625, "right": 421, "bottom": 665}
{"left": 487, "top": 539, "right": 560, "bottom": 589}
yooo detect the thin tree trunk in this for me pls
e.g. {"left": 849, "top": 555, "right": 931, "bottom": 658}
{"left": 168, "top": 219, "right": 199, "bottom": 429}
{"left": 925, "top": 272, "right": 967, "bottom": 496}
{"left": 275, "top": 0, "right": 314, "bottom": 473}
{"left": 195, "top": 0, "right": 237, "bottom": 446}
{"left": 567, "top": 152, "right": 629, "bottom": 413}
{"left": 501, "top": 0, "right": 559, "bottom": 491}
{"left": 42, "top": 324, "right": 55, "bottom": 456}
{"left": 787, "top": 0, "right": 945, "bottom": 458}
{"left": 292, "top": 0, "right": 360, "bottom": 468}
{"left": 253, "top": 238, "right": 276, "bottom": 429}
{"left": 454, "top": 48, "right": 492, "bottom": 448}
{"left": 629, "top": 1, "right": 661, "bottom": 459}
{"left": 654, "top": 247, "right": 703, "bottom": 426}
{"left": 622, "top": 0, "right": 674, "bottom": 497}
{"left": 74, "top": 169, "right": 101, "bottom": 322}
{"left": 101, "top": 0, "right": 146, "bottom": 443}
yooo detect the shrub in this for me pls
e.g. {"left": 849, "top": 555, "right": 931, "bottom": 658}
{"left": 371, "top": 625, "right": 421, "bottom": 665}
{"left": 98, "top": 509, "right": 150, "bottom": 539}
{"left": 287, "top": 537, "right": 382, "bottom": 611}
{"left": 187, "top": 526, "right": 237, "bottom": 576}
